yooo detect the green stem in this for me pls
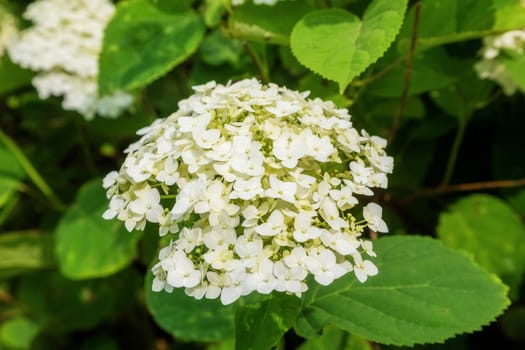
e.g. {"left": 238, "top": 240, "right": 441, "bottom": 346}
{"left": 243, "top": 42, "right": 269, "bottom": 83}
{"left": 0, "top": 129, "right": 67, "bottom": 212}
{"left": 161, "top": 194, "right": 177, "bottom": 199}
{"left": 440, "top": 118, "right": 467, "bottom": 187}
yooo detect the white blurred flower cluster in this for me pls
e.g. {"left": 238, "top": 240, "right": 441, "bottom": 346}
{"left": 232, "top": 0, "right": 280, "bottom": 6}
{"left": 8, "top": 0, "right": 133, "bottom": 119}
{"left": 0, "top": 4, "right": 17, "bottom": 57}
{"left": 474, "top": 29, "right": 525, "bottom": 95}
{"left": 103, "top": 79, "right": 393, "bottom": 305}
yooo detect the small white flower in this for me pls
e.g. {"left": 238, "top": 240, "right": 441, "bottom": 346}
{"left": 306, "top": 248, "right": 348, "bottom": 286}
{"left": 156, "top": 158, "right": 179, "bottom": 186}
{"left": 255, "top": 210, "right": 285, "bottom": 237}
{"left": 319, "top": 199, "right": 348, "bottom": 230}
{"left": 165, "top": 251, "right": 202, "bottom": 288}
{"left": 363, "top": 203, "right": 388, "bottom": 233}
{"left": 272, "top": 132, "right": 305, "bottom": 168}
{"left": 245, "top": 258, "right": 277, "bottom": 294}
{"left": 129, "top": 187, "right": 163, "bottom": 223}
{"left": 273, "top": 261, "right": 307, "bottom": 294}
{"left": 266, "top": 175, "right": 297, "bottom": 203}
{"left": 102, "top": 196, "right": 126, "bottom": 220}
{"left": 231, "top": 177, "right": 264, "bottom": 200}
{"left": 352, "top": 252, "right": 378, "bottom": 283}
{"left": 292, "top": 212, "right": 321, "bottom": 242}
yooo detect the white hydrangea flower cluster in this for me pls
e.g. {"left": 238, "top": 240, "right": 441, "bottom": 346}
{"left": 0, "top": 4, "right": 17, "bottom": 57}
{"left": 8, "top": 0, "right": 133, "bottom": 119}
{"left": 103, "top": 79, "right": 393, "bottom": 305}
{"left": 474, "top": 29, "right": 525, "bottom": 95}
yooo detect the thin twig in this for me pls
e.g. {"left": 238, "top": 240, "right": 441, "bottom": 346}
{"left": 440, "top": 119, "right": 466, "bottom": 187}
{"left": 401, "top": 177, "right": 525, "bottom": 203}
{"left": 243, "top": 41, "right": 269, "bottom": 83}
{"left": 353, "top": 57, "right": 405, "bottom": 87}
{"left": 389, "top": 2, "right": 421, "bottom": 144}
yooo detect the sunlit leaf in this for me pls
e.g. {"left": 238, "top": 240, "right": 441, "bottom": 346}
{"left": 438, "top": 194, "right": 525, "bottom": 298}
{"left": 296, "top": 236, "right": 510, "bottom": 346}
{"left": 291, "top": 0, "right": 408, "bottom": 92}
{"left": 99, "top": 0, "right": 205, "bottom": 94}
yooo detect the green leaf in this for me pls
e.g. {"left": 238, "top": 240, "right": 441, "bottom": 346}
{"left": 0, "top": 144, "right": 24, "bottom": 180}
{"left": 228, "top": 1, "right": 314, "bottom": 45}
{"left": 437, "top": 194, "right": 525, "bottom": 298}
{"left": 0, "top": 232, "right": 55, "bottom": 279}
{"left": 398, "top": 0, "right": 525, "bottom": 52}
{"left": 298, "top": 326, "right": 372, "bottom": 350}
{"left": 55, "top": 179, "right": 141, "bottom": 279}
{"left": 99, "top": 0, "right": 205, "bottom": 94}
{"left": 296, "top": 236, "right": 510, "bottom": 346}
{"left": 291, "top": 0, "right": 408, "bottom": 93}
{"left": 430, "top": 59, "right": 493, "bottom": 120}
{"left": 199, "top": 30, "right": 244, "bottom": 67}
{"left": 235, "top": 293, "right": 301, "bottom": 350}
{"left": 203, "top": 0, "right": 227, "bottom": 28}
{"left": 147, "top": 0, "right": 193, "bottom": 13}
{"left": 0, "top": 317, "right": 40, "bottom": 349}
{"left": 145, "top": 270, "right": 235, "bottom": 342}
{"left": 367, "top": 48, "right": 457, "bottom": 97}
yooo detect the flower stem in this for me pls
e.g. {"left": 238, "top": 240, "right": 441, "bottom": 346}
{"left": 0, "top": 129, "right": 67, "bottom": 212}
{"left": 243, "top": 41, "right": 269, "bottom": 83}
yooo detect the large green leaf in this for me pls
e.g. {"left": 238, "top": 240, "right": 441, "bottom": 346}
{"left": 0, "top": 232, "right": 55, "bottom": 279}
{"left": 98, "top": 0, "right": 205, "bottom": 94}
{"left": 290, "top": 0, "right": 408, "bottom": 93}
{"left": 145, "top": 271, "right": 235, "bottom": 342}
{"left": 55, "top": 180, "right": 141, "bottom": 279}
{"left": 398, "top": 0, "right": 525, "bottom": 52}
{"left": 437, "top": 194, "right": 525, "bottom": 298}
{"left": 235, "top": 293, "right": 301, "bottom": 350}
{"left": 296, "top": 236, "right": 509, "bottom": 346}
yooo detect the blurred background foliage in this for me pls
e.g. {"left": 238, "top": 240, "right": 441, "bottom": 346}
{"left": 1, "top": 0, "right": 525, "bottom": 349}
